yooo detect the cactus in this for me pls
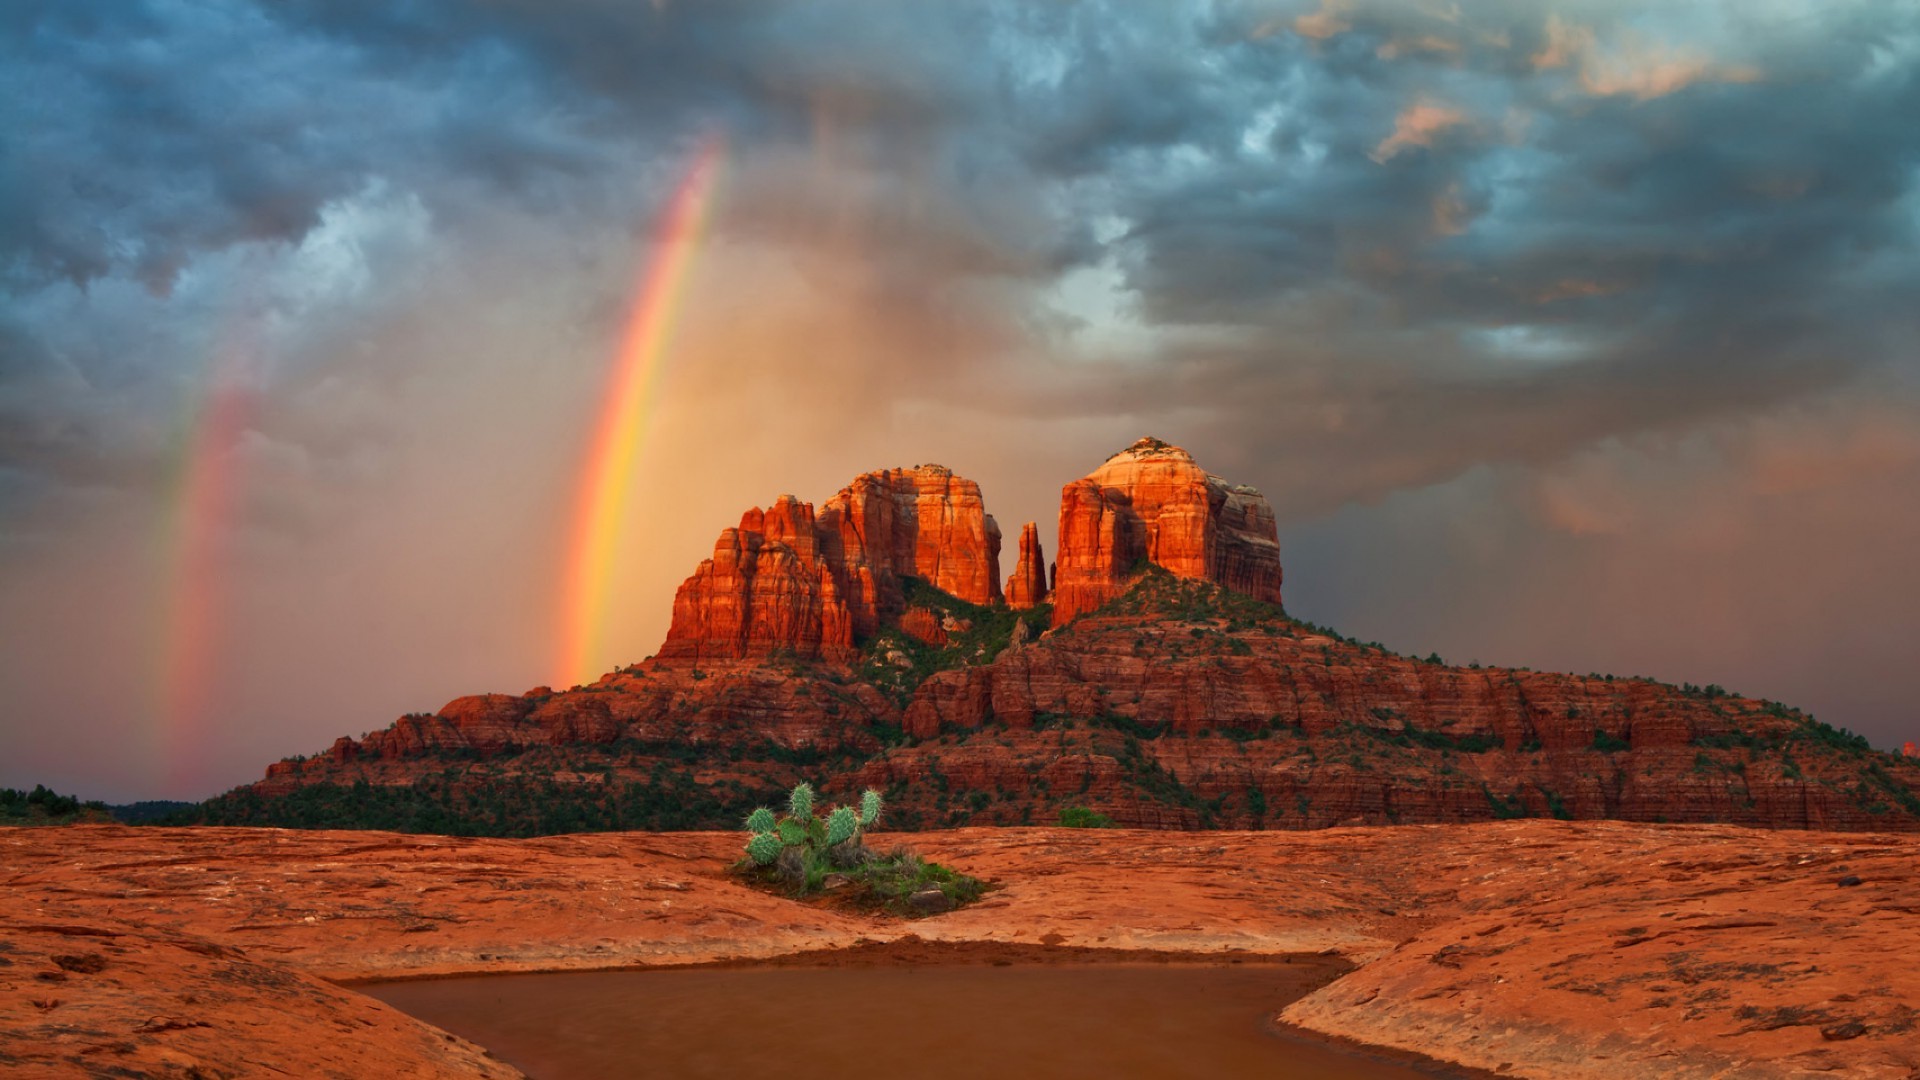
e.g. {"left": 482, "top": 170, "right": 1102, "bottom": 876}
{"left": 745, "top": 831, "right": 783, "bottom": 866}
{"left": 739, "top": 780, "right": 887, "bottom": 891}
{"left": 787, "top": 782, "right": 815, "bottom": 822}
{"left": 826, "top": 805, "right": 857, "bottom": 846}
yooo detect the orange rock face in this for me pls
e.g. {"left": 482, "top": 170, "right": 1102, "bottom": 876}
{"left": 660, "top": 466, "right": 1000, "bottom": 664}
{"left": 1905, "top": 741, "right": 1917, "bottom": 757}
{"left": 1052, "top": 437, "right": 1281, "bottom": 625}
{"left": 7, "top": 823, "right": 1920, "bottom": 1080}
{"left": 1005, "top": 521, "right": 1050, "bottom": 610}
{"left": 818, "top": 465, "right": 1003, "bottom": 632}
{"left": 900, "top": 606, "right": 949, "bottom": 647}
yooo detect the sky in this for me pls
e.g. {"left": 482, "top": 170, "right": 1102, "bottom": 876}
{"left": 4, "top": 0, "right": 1918, "bottom": 802}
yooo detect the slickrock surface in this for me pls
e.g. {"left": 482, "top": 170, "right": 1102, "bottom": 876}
{"left": 1052, "top": 437, "right": 1283, "bottom": 624}
{"left": 1277, "top": 823, "right": 1920, "bottom": 1080}
{"left": 4, "top": 823, "right": 1917, "bottom": 1079}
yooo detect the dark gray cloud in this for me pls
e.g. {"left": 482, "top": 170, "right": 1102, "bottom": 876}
{"left": 3, "top": 0, "right": 1919, "bottom": 797}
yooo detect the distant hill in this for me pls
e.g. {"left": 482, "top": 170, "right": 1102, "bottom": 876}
{"left": 108, "top": 800, "right": 201, "bottom": 824}
{"left": 1, "top": 785, "right": 113, "bottom": 826}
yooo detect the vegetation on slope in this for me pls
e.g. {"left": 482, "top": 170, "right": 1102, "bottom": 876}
{"left": 857, "top": 576, "right": 1051, "bottom": 703}
{"left": 0, "top": 785, "right": 113, "bottom": 825}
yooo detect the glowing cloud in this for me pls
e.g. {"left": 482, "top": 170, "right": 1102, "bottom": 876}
{"left": 1292, "top": 0, "right": 1352, "bottom": 41}
{"left": 555, "top": 139, "right": 725, "bottom": 688}
{"left": 1371, "top": 101, "right": 1465, "bottom": 163}
{"left": 1533, "top": 16, "right": 1762, "bottom": 102}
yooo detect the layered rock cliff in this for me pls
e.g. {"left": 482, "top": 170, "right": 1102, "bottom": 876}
{"left": 1052, "top": 437, "right": 1282, "bottom": 625}
{"left": 658, "top": 465, "right": 1000, "bottom": 664}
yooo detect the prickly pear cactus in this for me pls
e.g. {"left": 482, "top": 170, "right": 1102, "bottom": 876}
{"left": 745, "top": 831, "right": 783, "bottom": 866}
{"left": 826, "top": 805, "right": 857, "bottom": 846}
{"left": 859, "top": 789, "right": 883, "bottom": 828}
{"left": 787, "top": 782, "right": 815, "bottom": 822}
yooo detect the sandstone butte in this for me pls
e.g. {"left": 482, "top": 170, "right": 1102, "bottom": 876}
{"left": 1052, "top": 435, "right": 1282, "bottom": 624}
{"left": 5, "top": 822, "right": 1920, "bottom": 1078}
{"left": 658, "top": 465, "right": 1002, "bottom": 664}
{"left": 231, "top": 436, "right": 1920, "bottom": 838}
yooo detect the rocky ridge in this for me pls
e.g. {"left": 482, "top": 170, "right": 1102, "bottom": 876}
{"left": 224, "top": 439, "right": 1920, "bottom": 836}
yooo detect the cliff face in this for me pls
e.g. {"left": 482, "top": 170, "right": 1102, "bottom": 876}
{"left": 234, "top": 438, "right": 1920, "bottom": 836}
{"left": 658, "top": 466, "right": 999, "bottom": 664}
{"left": 658, "top": 497, "right": 857, "bottom": 664}
{"left": 1052, "top": 438, "right": 1282, "bottom": 625}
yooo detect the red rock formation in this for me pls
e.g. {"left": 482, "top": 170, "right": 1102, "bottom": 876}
{"left": 656, "top": 497, "right": 856, "bottom": 665}
{"left": 1905, "top": 741, "right": 1918, "bottom": 758}
{"left": 659, "top": 467, "right": 1000, "bottom": 664}
{"left": 817, "top": 466, "right": 1002, "bottom": 632}
{"left": 241, "top": 444, "right": 1920, "bottom": 837}
{"left": 1052, "top": 437, "right": 1282, "bottom": 625}
{"left": 1005, "top": 521, "right": 1050, "bottom": 610}
{"left": 900, "top": 606, "right": 949, "bottom": 647}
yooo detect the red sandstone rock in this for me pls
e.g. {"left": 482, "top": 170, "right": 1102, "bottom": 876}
{"left": 658, "top": 497, "right": 859, "bottom": 665}
{"left": 900, "top": 606, "right": 949, "bottom": 647}
{"left": 1005, "top": 521, "right": 1050, "bottom": 610}
{"left": 252, "top": 566, "right": 1920, "bottom": 834}
{"left": 1905, "top": 741, "right": 1917, "bottom": 758}
{"left": 437, "top": 694, "right": 535, "bottom": 754}
{"left": 243, "top": 445, "right": 1920, "bottom": 836}
{"left": 1052, "top": 438, "right": 1281, "bottom": 625}
{"left": 7, "top": 824, "right": 1920, "bottom": 1080}
{"left": 817, "top": 465, "right": 1003, "bottom": 629}
{"left": 659, "top": 467, "right": 1000, "bottom": 663}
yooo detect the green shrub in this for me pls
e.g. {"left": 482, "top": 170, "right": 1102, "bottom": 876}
{"left": 736, "top": 780, "right": 982, "bottom": 916}
{"left": 1058, "top": 805, "right": 1114, "bottom": 828}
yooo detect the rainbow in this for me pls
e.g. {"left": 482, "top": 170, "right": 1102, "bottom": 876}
{"left": 154, "top": 329, "right": 258, "bottom": 790}
{"left": 556, "top": 139, "right": 725, "bottom": 687}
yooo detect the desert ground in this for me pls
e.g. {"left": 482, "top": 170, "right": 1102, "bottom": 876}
{"left": 4, "top": 821, "right": 1917, "bottom": 1078}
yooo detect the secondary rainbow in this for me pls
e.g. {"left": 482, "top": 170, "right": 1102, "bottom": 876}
{"left": 556, "top": 139, "right": 725, "bottom": 687}
{"left": 155, "top": 329, "right": 258, "bottom": 790}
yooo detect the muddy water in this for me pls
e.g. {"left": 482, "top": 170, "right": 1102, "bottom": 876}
{"left": 365, "top": 956, "right": 1450, "bottom": 1079}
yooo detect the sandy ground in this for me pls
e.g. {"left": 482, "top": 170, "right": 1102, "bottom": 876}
{"left": 2, "top": 821, "right": 1916, "bottom": 1078}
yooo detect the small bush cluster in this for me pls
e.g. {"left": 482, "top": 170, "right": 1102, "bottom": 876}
{"left": 742, "top": 782, "right": 883, "bottom": 890}
{"left": 0, "top": 785, "right": 108, "bottom": 824}
{"left": 1057, "top": 805, "right": 1114, "bottom": 828}
{"left": 738, "top": 781, "right": 985, "bottom": 915}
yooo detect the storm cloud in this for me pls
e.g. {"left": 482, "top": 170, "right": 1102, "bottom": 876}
{"left": 4, "top": 0, "right": 1918, "bottom": 798}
